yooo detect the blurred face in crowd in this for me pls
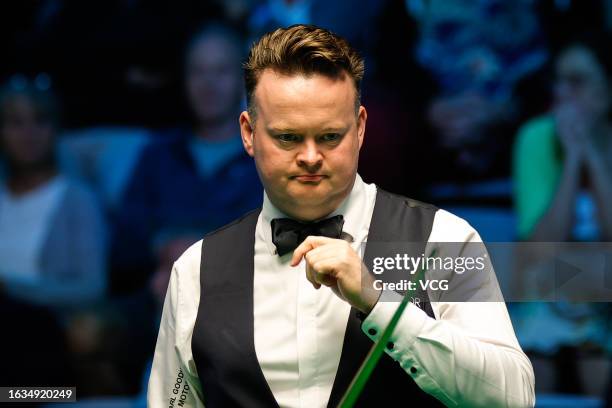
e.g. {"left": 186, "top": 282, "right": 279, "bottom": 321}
{"left": 240, "top": 70, "right": 366, "bottom": 221}
{"left": 554, "top": 45, "right": 610, "bottom": 120}
{"left": 0, "top": 94, "right": 56, "bottom": 171}
{"left": 185, "top": 32, "right": 244, "bottom": 125}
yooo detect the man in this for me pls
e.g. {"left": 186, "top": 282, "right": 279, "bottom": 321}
{"left": 112, "top": 23, "right": 262, "bottom": 292}
{"left": 148, "top": 25, "right": 535, "bottom": 407}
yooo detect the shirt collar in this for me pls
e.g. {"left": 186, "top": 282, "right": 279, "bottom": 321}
{"left": 260, "top": 174, "right": 370, "bottom": 255}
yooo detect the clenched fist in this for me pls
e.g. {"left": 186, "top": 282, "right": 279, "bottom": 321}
{"left": 291, "top": 236, "right": 381, "bottom": 314}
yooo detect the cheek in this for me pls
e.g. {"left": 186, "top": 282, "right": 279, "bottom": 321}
{"left": 1, "top": 127, "right": 26, "bottom": 152}
{"left": 38, "top": 127, "right": 55, "bottom": 149}
{"left": 575, "top": 86, "right": 608, "bottom": 114}
{"left": 186, "top": 77, "right": 200, "bottom": 99}
{"left": 253, "top": 142, "right": 289, "bottom": 181}
{"left": 330, "top": 139, "right": 360, "bottom": 172}
{"left": 553, "top": 84, "right": 570, "bottom": 103}
{"left": 592, "top": 87, "right": 610, "bottom": 107}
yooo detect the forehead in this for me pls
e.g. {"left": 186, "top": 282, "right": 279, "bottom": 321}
{"left": 188, "top": 34, "right": 240, "bottom": 67}
{"left": 557, "top": 46, "right": 602, "bottom": 76}
{"left": 253, "top": 69, "right": 356, "bottom": 128}
{"left": 2, "top": 96, "right": 37, "bottom": 116}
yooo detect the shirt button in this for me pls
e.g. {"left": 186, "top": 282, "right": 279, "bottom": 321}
{"left": 410, "top": 366, "right": 417, "bottom": 374}
{"left": 386, "top": 341, "right": 394, "bottom": 350}
{"left": 368, "top": 328, "right": 377, "bottom": 336}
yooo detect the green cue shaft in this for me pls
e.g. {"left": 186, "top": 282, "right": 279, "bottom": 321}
{"left": 337, "top": 249, "right": 436, "bottom": 408}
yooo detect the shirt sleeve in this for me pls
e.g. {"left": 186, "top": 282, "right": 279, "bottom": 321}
{"left": 148, "top": 242, "right": 206, "bottom": 408}
{"left": 512, "top": 116, "right": 560, "bottom": 239}
{"left": 361, "top": 210, "right": 535, "bottom": 407}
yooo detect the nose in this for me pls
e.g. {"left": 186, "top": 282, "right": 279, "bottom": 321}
{"left": 296, "top": 139, "right": 323, "bottom": 169}
{"left": 554, "top": 82, "right": 571, "bottom": 103}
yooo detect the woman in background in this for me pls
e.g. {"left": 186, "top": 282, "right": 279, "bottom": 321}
{"left": 514, "top": 33, "right": 612, "bottom": 242}
{"left": 512, "top": 33, "right": 612, "bottom": 399}
{"left": 0, "top": 80, "right": 107, "bottom": 311}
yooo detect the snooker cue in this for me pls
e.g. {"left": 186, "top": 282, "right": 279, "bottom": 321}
{"left": 337, "top": 249, "right": 436, "bottom": 408}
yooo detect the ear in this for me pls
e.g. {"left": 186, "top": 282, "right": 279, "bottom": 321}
{"left": 357, "top": 105, "right": 367, "bottom": 150}
{"left": 239, "top": 111, "right": 255, "bottom": 157}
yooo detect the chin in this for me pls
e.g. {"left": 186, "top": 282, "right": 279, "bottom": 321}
{"left": 290, "top": 182, "right": 333, "bottom": 198}
{"left": 288, "top": 190, "right": 323, "bottom": 204}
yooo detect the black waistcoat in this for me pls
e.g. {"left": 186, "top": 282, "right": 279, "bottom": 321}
{"left": 192, "top": 189, "right": 446, "bottom": 407}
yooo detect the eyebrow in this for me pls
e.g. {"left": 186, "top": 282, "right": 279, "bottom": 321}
{"left": 266, "top": 126, "right": 349, "bottom": 134}
{"left": 266, "top": 127, "right": 298, "bottom": 134}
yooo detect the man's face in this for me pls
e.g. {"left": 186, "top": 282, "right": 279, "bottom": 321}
{"left": 240, "top": 69, "right": 366, "bottom": 221}
{"left": 185, "top": 34, "right": 243, "bottom": 124}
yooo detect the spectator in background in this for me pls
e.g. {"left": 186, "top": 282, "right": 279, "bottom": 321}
{"left": 512, "top": 32, "right": 612, "bottom": 398}
{"left": 357, "top": 0, "right": 437, "bottom": 198}
{"left": 1, "top": 1, "right": 227, "bottom": 128}
{"left": 111, "top": 22, "right": 262, "bottom": 293}
{"left": 0, "top": 80, "right": 107, "bottom": 310}
{"left": 247, "top": 0, "right": 385, "bottom": 62}
{"left": 408, "top": 0, "right": 547, "bottom": 184}
{"left": 514, "top": 33, "right": 612, "bottom": 242}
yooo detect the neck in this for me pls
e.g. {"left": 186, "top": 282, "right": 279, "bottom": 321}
{"left": 195, "top": 117, "right": 238, "bottom": 142}
{"left": 7, "top": 166, "right": 57, "bottom": 195}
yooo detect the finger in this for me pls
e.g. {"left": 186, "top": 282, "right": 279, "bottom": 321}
{"left": 303, "top": 244, "right": 342, "bottom": 289}
{"left": 304, "top": 247, "right": 337, "bottom": 289}
{"left": 304, "top": 251, "right": 338, "bottom": 289}
{"left": 305, "top": 262, "right": 321, "bottom": 289}
{"left": 290, "top": 235, "right": 336, "bottom": 266}
{"left": 310, "top": 258, "right": 338, "bottom": 287}
{"left": 304, "top": 243, "right": 341, "bottom": 264}
{"left": 304, "top": 245, "right": 349, "bottom": 277}
{"left": 317, "top": 272, "right": 336, "bottom": 287}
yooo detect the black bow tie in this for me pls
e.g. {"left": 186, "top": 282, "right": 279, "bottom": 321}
{"left": 271, "top": 215, "right": 344, "bottom": 256}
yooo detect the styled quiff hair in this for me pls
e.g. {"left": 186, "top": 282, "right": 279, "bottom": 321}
{"left": 244, "top": 24, "right": 365, "bottom": 120}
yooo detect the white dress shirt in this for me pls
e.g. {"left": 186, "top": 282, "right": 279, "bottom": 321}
{"left": 148, "top": 174, "right": 535, "bottom": 408}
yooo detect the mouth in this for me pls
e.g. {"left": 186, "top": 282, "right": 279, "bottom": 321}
{"left": 291, "top": 174, "right": 327, "bottom": 183}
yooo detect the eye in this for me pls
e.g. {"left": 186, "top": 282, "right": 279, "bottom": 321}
{"left": 320, "top": 133, "right": 341, "bottom": 143}
{"left": 276, "top": 133, "right": 300, "bottom": 143}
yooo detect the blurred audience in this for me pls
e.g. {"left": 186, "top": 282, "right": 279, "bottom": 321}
{"left": 247, "top": 0, "right": 386, "bottom": 62}
{"left": 512, "top": 31, "right": 612, "bottom": 399}
{"left": 1, "top": 1, "right": 227, "bottom": 128}
{"left": 0, "top": 0, "right": 611, "bottom": 404}
{"left": 514, "top": 32, "right": 612, "bottom": 242}
{"left": 408, "top": 0, "right": 547, "bottom": 184}
{"left": 0, "top": 81, "right": 107, "bottom": 310}
{"left": 356, "top": 0, "right": 437, "bottom": 198}
{"left": 110, "top": 22, "right": 262, "bottom": 293}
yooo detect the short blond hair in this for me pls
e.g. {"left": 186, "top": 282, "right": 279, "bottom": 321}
{"left": 244, "top": 24, "right": 365, "bottom": 119}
